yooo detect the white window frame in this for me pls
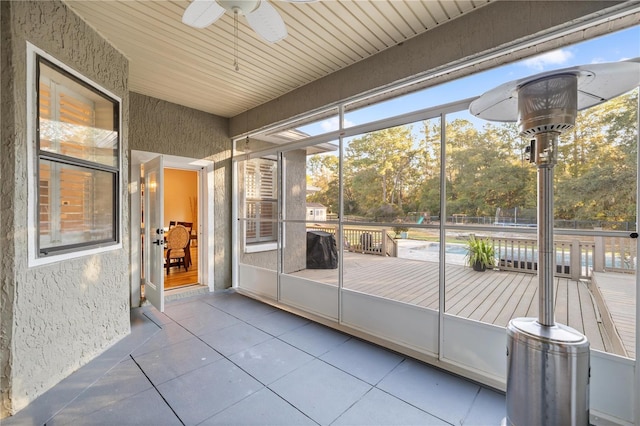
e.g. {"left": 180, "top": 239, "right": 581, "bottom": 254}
{"left": 26, "top": 42, "right": 123, "bottom": 267}
{"left": 244, "top": 157, "right": 278, "bottom": 252}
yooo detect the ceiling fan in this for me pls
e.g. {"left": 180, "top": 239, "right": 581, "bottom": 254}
{"left": 182, "top": 0, "right": 309, "bottom": 44}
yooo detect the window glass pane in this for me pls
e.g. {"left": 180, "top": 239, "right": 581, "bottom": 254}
{"left": 244, "top": 158, "right": 278, "bottom": 244}
{"left": 39, "top": 60, "right": 118, "bottom": 167}
{"left": 443, "top": 109, "right": 535, "bottom": 324}
{"left": 306, "top": 152, "right": 339, "bottom": 222}
{"left": 236, "top": 156, "right": 279, "bottom": 298}
{"left": 39, "top": 160, "right": 114, "bottom": 251}
{"left": 343, "top": 124, "right": 420, "bottom": 223}
{"left": 555, "top": 89, "right": 638, "bottom": 232}
{"left": 280, "top": 149, "right": 339, "bottom": 320}
{"left": 442, "top": 90, "right": 638, "bottom": 360}
{"left": 341, "top": 118, "right": 441, "bottom": 314}
{"left": 246, "top": 200, "right": 277, "bottom": 240}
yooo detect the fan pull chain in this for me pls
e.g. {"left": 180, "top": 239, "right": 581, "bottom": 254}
{"left": 233, "top": 9, "right": 240, "bottom": 72}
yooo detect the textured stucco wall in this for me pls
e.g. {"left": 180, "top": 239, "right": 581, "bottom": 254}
{"left": 1, "top": 0, "right": 16, "bottom": 419}
{"left": 0, "top": 1, "right": 130, "bottom": 417}
{"left": 283, "top": 150, "right": 307, "bottom": 274}
{"left": 129, "top": 92, "right": 232, "bottom": 289}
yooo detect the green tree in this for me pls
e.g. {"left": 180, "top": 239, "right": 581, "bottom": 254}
{"left": 308, "top": 90, "right": 637, "bottom": 227}
{"left": 555, "top": 89, "right": 638, "bottom": 225}
{"left": 428, "top": 118, "right": 536, "bottom": 218}
{"left": 306, "top": 154, "right": 339, "bottom": 213}
{"left": 345, "top": 126, "right": 417, "bottom": 217}
{"left": 416, "top": 119, "right": 441, "bottom": 216}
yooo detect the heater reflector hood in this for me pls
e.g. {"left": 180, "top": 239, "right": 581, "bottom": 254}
{"left": 469, "top": 59, "right": 640, "bottom": 123}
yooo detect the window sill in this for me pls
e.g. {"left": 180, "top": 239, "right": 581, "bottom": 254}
{"left": 29, "top": 242, "right": 122, "bottom": 268}
{"left": 245, "top": 242, "right": 277, "bottom": 253}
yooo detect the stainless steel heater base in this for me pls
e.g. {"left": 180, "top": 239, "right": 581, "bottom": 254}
{"left": 505, "top": 318, "right": 590, "bottom": 426}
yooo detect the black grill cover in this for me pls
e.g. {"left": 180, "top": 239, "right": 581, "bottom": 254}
{"left": 306, "top": 230, "right": 338, "bottom": 269}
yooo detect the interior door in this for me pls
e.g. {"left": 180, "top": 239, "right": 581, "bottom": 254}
{"left": 144, "top": 156, "right": 165, "bottom": 312}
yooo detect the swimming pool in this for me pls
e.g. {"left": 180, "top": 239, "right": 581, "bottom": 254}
{"left": 404, "top": 242, "right": 468, "bottom": 255}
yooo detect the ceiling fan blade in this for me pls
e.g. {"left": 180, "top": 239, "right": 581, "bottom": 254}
{"left": 245, "top": 0, "right": 287, "bottom": 43}
{"left": 182, "top": 0, "right": 225, "bottom": 29}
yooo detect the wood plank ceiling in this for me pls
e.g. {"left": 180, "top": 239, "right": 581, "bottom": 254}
{"left": 64, "top": 0, "right": 492, "bottom": 118}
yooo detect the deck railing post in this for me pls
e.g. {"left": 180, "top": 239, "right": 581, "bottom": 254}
{"left": 382, "top": 228, "right": 387, "bottom": 257}
{"left": 594, "top": 227, "right": 605, "bottom": 272}
{"left": 570, "top": 239, "right": 581, "bottom": 280}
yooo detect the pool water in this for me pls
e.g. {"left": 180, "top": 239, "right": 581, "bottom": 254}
{"left": 405, "top": 242, "right": 468, "bottom": 255}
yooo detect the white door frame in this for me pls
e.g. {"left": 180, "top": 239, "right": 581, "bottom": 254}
{"left": 143, "top": 155, "right": 165, "bottom": 311}
{"left": 130, "top": 150, "right": 215, "bottom": 308}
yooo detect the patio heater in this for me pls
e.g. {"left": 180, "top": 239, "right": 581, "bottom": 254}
{"left": 469, "top": 59, "right": 640, "bottom": 426}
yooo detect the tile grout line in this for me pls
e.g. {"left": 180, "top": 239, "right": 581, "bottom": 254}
{"left": 350, "top": 357, "right": 456, "bottom": 426}
{"left": 164, "top": 297, "right": 429, "bottom": 425}
{"left": 160, "top": 295, "right": 498, "bottom": 425}
{"left": 40, "top": 323, "right": 161, "bottom": 425}
{"left": 160, "top": 300, "right": 323, "bottom": 423}
{"left": 128, "top": 354, "right": 186, "bottom": 426}
{"left": 164, "top": 298, "right": 384, "bottom": 424}
{"left": 460, "top": 386, "right": 483, "bottom": 426}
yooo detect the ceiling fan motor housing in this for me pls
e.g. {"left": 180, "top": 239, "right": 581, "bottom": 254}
{"left": 218, "top": 0, "right": 261, "bottom": 15}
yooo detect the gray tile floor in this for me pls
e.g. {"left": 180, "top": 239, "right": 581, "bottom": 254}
{"left": 6, "top": 290, "right": 505, "bottom": 426}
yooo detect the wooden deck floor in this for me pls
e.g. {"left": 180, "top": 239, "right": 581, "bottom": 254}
{"left": 165, "top": 246, "right": 199, "bottom": 289}
{"left": 591, "top": 272, "right": 636, "bottom": 359}
{"left": 291, "top": 251, "right": 617, "bottom": 354}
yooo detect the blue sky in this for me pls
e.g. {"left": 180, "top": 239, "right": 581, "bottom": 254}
{"left": 298, "top": 25, "right": 639, "bottom": 136}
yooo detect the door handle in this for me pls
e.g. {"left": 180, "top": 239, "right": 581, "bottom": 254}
{"left": 152, "top": 239, "right": 164, "bottom": 246}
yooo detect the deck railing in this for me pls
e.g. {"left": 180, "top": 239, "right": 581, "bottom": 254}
{"left": 494, "top": 237, "right": 588, "bottom": 279}
{"left": 492, "top": 235, "right": 631, "bottom": 279}
{"left": 307, "top": 226, "right": 634, "bottom": 278}
{"left": 307, "top": 226, "right": 397, "bottom": 257}
{"left": 594, "top": 234, "right": 637, "bottom": 273}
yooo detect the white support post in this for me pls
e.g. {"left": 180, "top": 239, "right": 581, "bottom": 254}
{"left": 570, "top": 239, "right": 581, "bottom": 280}
{"left": 382, "top": 228, "right": 387, "bottom": 257}
{"left": 594, "top": 227, "right": 605, "bottom": 272}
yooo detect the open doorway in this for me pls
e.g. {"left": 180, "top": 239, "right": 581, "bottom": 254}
{"left": 131, "top": 150, "right": 215, "bottom": 311}
{"left": 141, "top": 167, "right": 200, "bottom": 290}
{"left": 163, "top": 168, "right": 199, "bottom": 289}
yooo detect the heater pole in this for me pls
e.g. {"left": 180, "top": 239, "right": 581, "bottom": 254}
{"left": 469, "top": 60, "right": 640, "bottom": 426}
{"left": 535, "top": 132, "right": 558, "bottom": 327}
